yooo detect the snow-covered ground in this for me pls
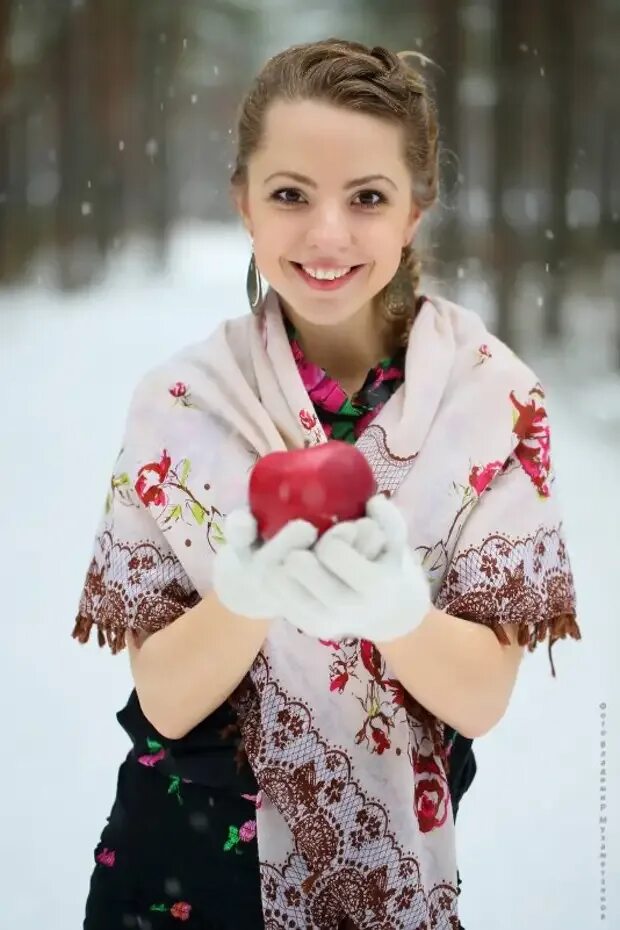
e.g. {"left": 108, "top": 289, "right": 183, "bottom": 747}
{"left": 1, "top": 223, "right": 617, "bottom": 929}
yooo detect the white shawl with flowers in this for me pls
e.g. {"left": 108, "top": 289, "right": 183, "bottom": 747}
{"left": 74, "top": 288, "right": 580, "bottom": 929}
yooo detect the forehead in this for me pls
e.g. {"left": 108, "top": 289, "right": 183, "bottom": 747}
{"left": 251, "top": 98, "right": 406, "bottom": 180}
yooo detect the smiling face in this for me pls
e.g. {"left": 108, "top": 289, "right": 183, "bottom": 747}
{"left": 233, "top": 98, "right": 421, "bottom": 331}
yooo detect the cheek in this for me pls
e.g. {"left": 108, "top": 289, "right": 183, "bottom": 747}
{"left": 362, "top": 220, "right": 403, "bottom": 253}
{"left": 367, "top": 228, "right": 404, "bottom": 272}
{"left": 251, "top": 217, "right": 291, "bottom": 266}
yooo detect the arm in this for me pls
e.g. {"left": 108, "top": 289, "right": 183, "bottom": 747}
{"left": 376, "top": 606, "right": 524, "bottom": 739}
{"left": 378, "top": 391, "right": 578, "bottom": 738}
{"left": 128, "top": 589, "right": 271, "bottom": 740}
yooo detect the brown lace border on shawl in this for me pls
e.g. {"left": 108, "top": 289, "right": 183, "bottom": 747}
{"left": 71, "top": 553, "right": 200, "bottom": 655}
{"left": 72, "top": 601, "right": 581, "bottom": 674}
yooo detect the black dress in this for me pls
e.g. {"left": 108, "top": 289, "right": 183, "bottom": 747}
{"left": 84, "top": 691, "right": 475, "bottom": 929}
{"left": 83, "top": 692, "right": 265, "bottom": 929}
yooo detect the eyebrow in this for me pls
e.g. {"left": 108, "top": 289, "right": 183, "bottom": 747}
{"left": 263, "top": 171, "right": 398, "bottom": 191}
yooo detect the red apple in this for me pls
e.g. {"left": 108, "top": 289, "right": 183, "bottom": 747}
{"left": 248, "top": 440, "right": 377, "bottom": 541}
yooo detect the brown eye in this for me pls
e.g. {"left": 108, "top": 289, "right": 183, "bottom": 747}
{"left": 355, "top": 190, "right": 387, "bottom": 209}
{"left": 271, "top": 188, "right": 304, "bottom": 205}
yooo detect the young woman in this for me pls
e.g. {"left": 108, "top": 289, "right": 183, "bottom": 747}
{"left": 73, "top": 38, "right": 581, "bottom": 930}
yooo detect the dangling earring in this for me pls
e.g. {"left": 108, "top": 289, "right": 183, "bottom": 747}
{"left": 246, "top": 249, "right": 263, "bottom": 313}
{"left": 383, "top": 246, "right": 414, "bottom": 317}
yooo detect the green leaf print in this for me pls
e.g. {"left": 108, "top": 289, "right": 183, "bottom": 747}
{"left": 168, "top": 775, "right": 183, "bottom": 805}
{"left": 211, "top": 521, "right": 225, "bottom": 544}
{"left": 190, "top": 501, "right": 206, "bottom": 525}
{"left": 111, "top": 472, "right": 131, "bottom": 488}
{"left": 163, "top": 504, "right": 182, "bottom": 525}
{"left": 223, "top": 825, "right": 240, "bottom": 852}
{"left": 146, "top": 738, "right": 163, "bottom": 752}
{"left": 149, "top": 904, "right": 167, "bottom": 913}
{"left": 179, "top": 458, "right": 191, "bottom": 485}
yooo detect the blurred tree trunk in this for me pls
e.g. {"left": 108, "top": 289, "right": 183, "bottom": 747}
{"left": 601, "top": 114, "right": 620, "bottom": 370}
{"left": 597, "top": 3, "right": 620, "bottom": 371}
{"left": 491, "top": 0, "right": 521, "bottom": 348}
{"left": 87, "top": 0, "right": 135, "bottom": 261}
{"left": 0, "top": 0, "right": 14, "bottom": 281}
{"left": 543, "top": 0, "right": 574, "bottom": 341}
{"left": 435, "top": 0, "right": 462, "bottom": 267}
{"left": 53, "top": 2, "right": 97, "bottom": 289}
{"left": 0, "top": 0, "right": 31, "bottom": 283}
{"left": 137, "top": 0, "right": 182, "bottom": 268}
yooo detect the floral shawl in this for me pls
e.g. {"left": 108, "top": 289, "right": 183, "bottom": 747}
{"left": 73, "top": 287, "right": 580, "bottom": 929}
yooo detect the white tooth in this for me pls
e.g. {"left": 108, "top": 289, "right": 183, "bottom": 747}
{"left": 302, "top": 266, "right": 351, "bottom": 280}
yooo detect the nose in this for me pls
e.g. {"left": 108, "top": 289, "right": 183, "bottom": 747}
{"left": 304, "top": 201, "right": 353, "bottom": 253}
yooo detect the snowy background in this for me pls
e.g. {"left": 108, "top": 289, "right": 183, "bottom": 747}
{"left": 1, "top": 224, "right": 618, "bottom": 928}
{"left": 1, "top": 0, "right": 619, "bottom": 924}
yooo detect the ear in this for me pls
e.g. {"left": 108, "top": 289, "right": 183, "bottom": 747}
{"left": 403, "top": 204, "right": 423, "bottom": 246}
{"left": 229, "top": 183, "right": 253, "bottom": 237}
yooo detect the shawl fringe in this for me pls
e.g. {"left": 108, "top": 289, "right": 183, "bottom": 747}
{"left": 71, "top": 613, "right": 127, "bottom": 655}
{"left": 487, "top": 611, "right": 582, "bottom": 678}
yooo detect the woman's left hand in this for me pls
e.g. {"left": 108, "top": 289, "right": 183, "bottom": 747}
{"left": 271, "top": 494, "right": 432, "bottom": 641}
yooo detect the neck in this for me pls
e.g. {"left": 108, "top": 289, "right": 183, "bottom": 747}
{"left": 281, "top": 297, "right": 393, "bottom": 380}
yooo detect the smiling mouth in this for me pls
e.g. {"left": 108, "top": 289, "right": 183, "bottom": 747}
{"left": 289, "top": 261, "right": 365, "bottom": 289}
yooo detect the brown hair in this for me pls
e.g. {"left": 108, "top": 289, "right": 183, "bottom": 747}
{"left": 230, "top": 38, "right": 440, "bottom": 349}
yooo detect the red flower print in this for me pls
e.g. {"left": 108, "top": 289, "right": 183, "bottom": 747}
{"left": 239, "top": 819, "right": 257, "bottom": 842}
{"left": 385, "top": 678, "right": 405, "bottom": 706}
{"left": 138, "top": 748, "right": 165, "bottom": 767}
{"left": 96, "top": 847, "right": 115, "bottom": 867}
{"left": 360, "top": 639, "right": 384, "bottom": 686}
{"left": 514, "top": 433, "right": 551, "bottom": 497}
{"left": 413, "top": 751, "right": 449, "bottom": 833}
{"left": 509, "top": 390, "right": 552, "bottom": 497}
{"left": 370, "top": 725, "right": 391, "bottom": 754}
{"left": 299, "top": 409, "right": 317, "bottom": 431}
{"left": 474, "top": 344, "right": 492, "bottom": 367}
{"left": 135, "top": 450, "right": 171, "bottom": 507}
{"left": 319, "top": 638, "right": 343, "bottom": 650}
{"left": 169, "top": 381, "right": 187, "bottom": 398}
{"left": 416, "top": 781, "right": 446, "bottom": 832}
{"left": 329, "top": 671, "right": 349, "bottom": 693}
{"left": 510, "top": 390, "right": 547, "bottom": 441}
{"left": 468, "top": 460, "right": 504, "bottom": 495}
{"left": 170, "top": 901, "right": 192, "bottom": 921}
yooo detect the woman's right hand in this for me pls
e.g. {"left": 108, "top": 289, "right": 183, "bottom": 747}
{"left": 212, "top": 508, "right": 319, "bottom": 621}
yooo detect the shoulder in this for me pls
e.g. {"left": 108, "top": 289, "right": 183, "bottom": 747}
{"left": 126, "top": 312, "right": 253, "bottom": 421}
{"left": 422, "top": 293, "right": 543, "bottom": 399}
{"left": 419, "top": 294, "right": 553, "bottom": 464}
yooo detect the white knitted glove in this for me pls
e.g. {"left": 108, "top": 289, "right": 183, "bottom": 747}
{"left": 270, "top": 494, "right": 432, "bottom": 642}
{"left": 212, "top": 509, "right": 318, "bottom": 621}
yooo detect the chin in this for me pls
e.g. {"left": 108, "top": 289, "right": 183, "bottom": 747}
{"left": 287, "top": 302, "right": 364, "bottom": 328}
